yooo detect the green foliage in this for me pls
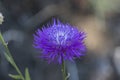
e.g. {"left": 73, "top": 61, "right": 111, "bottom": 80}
{"left": 0, "top": 32, "right": 31, "bottom": 80}
{"left": 25, "top": 68, "right": 31, "bottom": 80}
{"left": 9, "top": 74, "right": 21, "bottom": 80}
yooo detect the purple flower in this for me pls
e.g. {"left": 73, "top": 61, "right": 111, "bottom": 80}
{"left": 33, "top": 19, "right": 86, "bottom": 64}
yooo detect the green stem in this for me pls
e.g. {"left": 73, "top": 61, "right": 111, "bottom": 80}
{"left": 61, "top": 60, "right": 67, "bottom": 80}
{"left": 0, "top": 32, "right": 25, "bottom": 80}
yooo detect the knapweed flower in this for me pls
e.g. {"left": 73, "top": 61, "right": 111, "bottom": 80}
{"left": 33, "top": 19, "right": 86, "bottom": 64}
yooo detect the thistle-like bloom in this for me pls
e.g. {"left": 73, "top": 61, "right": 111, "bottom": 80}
{"left": 33, "top": 19, "right": 86, "bottom": 64}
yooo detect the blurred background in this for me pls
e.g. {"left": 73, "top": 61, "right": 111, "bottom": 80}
{"left": 0, "top": 0, "right": 120, "bottom": 80}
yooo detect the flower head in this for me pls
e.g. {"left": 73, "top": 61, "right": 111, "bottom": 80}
{"left": 33, "top": 19, "right": 86, "bottom": 64}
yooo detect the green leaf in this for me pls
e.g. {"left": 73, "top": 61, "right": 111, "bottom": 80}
{"left": 9, "top": 74, "right": 21, "bottom": 79}
{"left": 4, "top": 52, "right": 14, "bottom": 65}
{"left": 25, "top": 68, "right": 31, "bottom": 80}
{"left": 0, "top": 32, "right": 4, "bottom": 43}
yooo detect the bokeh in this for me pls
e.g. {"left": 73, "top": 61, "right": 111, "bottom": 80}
{"left": 0, "top": 0, "right": 120, "bottom": 80}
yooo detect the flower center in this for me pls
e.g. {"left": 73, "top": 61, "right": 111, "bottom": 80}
{"left": 56, "top": 31, "right": 67, "bottom": 45}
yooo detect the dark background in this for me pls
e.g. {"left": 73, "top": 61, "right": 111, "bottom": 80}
{"left": 0, "top": 0, "right": 120, "bottom": 80}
